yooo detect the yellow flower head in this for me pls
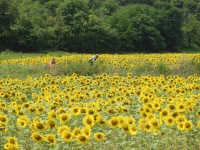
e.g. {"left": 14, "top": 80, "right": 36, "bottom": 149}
{"left": 57, "top": 125, "right": 71, "bottom": 136}
{"left": 150, "top": 118, "right": 160, "bottom": 130}
{"left": 129, "top": 124, "right": 137, "bottom": 135}
{"left": 109, "top": 116, "right": 119, "bottom": 128}
{"left": 48, "top": 110, "right": 57, "bottom": 120}
{"left": 73, "top": 127, "right": 81, "bottom": 136}
{"left": 0, "top": 114, "right": 9, "bottom": 124}
{"left": 94, "top": 132, "right": 106, "bottom": 142}
{"left": 6, "top": 136, "right": 18, "bottom": 145}
{"left": 71, "top": 106, "right": 81, "bottom": 116}
{"left": 46, "top": 119, "right": 56, "bottom": 128}
{"left": 197, "top": 121, "right": 200, "bottom": 128}
{"left": 96, "top": 116, "right": 107, "bottom": 126}
{"left": 59, "top": 113, "right": 71, "bottom": 124}
{"left": 160, "top": 108, "right": 169, "bottom": 118}
{"left": 177, "top": 122, "right": 184, "bottom": 131}
{"left": 0, "top": 122, "right": 8, "bottom": 132}
{"left": 45, "top": 134, "right": 56, "bottom": 145}
{"left": 144, "top": 123, "right": 151, "bottom": 132}
{"left": 184, "top": 120, "right": 193, "bottom": 131}
{"left": 31, "top": 132, "right": 44, "bottom": 143}
{"left": 4, "top": 143, "right": 19, "bottom": 150}
{"left": 81, "top": 126, "right": 91, "bottom": 137}
{"left": 61, "top": 131, "right": 74, "bottom": 142}
{"left": 83, "top": 115, "right": 95, "bottom": 127}
{"left": 16, "top": 116, "right": 30, "bottom": 128}
{"left": 164, "top": 115, "right": 175, "bottom": 126}
{"left": 120, "top": 122, "right": 130, "bottom": 133}
{"left": 33, "top": 121, "right": 46, "bottom": 132}
{"left": 76, "top": 134, "right": 89, "bottom": 144}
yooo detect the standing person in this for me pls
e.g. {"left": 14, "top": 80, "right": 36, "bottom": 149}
{"left": 89, "top": 54, "right": 99, "bottom": 65}
{"left": 48, "top": 58, "right": 56, "bottom": 68}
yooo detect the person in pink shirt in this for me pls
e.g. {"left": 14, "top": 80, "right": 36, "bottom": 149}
{"left": 48, "top": 58, "right": 56, "bottom": 68}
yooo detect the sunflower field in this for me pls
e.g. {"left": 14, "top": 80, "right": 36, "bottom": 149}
{"left": 0, "top": 53, "right": 200, "bottom": 150}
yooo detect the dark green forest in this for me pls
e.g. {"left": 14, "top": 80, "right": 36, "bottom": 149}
{"left": 0, "top": 0, "right": 200, "bottom": 53}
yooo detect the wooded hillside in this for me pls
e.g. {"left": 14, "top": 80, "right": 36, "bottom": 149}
{"left": 0, "top": 0, "right": 200, "bottom": 53}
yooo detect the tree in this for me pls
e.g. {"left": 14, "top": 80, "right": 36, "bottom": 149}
{"left": 12, "top": 16, "right": 38, "bottom": 51}
{"left": 0, "top": 0, "right": 18, "bottom": 49}
{"left": 108, "top": 4, "right": 165, "bottom": 52}
{"left": 82, "top": 14, "right": 120, "bottom": 53}
{"left": 116, "top": 0, "right": 156, "bottom": 6}
{"left": 182, "top": 13, "right": 200, "bottom": 47}
{"left": 154, "top": 3, "right": 183, "bottom": 51}
{"left": 56, "top": 0, "right": 89, "bottom": 51}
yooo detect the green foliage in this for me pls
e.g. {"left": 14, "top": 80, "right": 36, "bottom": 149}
{"left": 0, "top": 0, "right": 200, "bottom": 53}
{"left": 0, "top": 0, "right": 18, "bottom": 50}
{"left": 156, "top": 62, "right": 169, "bottom": 75}
{"left": 108, "top": 4, "right": 165, "bottom": 52}
{"left": 116, "top": 0, "right": 156, "bottom": 6}
{"left": 12, "top": 16, "right": 38, "bottom": 51}
{"left": 154, "top": 4, "right": 183, "bottom": 51}
{"left": 182, "top": 13, "right": 200, "bottom": 47}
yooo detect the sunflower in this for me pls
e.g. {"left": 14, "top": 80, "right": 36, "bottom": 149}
{"left": 121, "top": 122, "right": 129, "bottom": 133}
{"left": 31, "top": 132, "right": 44, "bottom": 143}
{"left": 71, "top": 106, "right": 81, "bottom": 116}
{"left": 4, "top": 143, "right": 19, "bottom": 150}
{"left": 184, "top": 121, "right": 193, "bottom": 131}
{"left": 167, "top": 104, "right": 175, "bottom": 111}
{"left": 86, "top": 108, "right": 96, "bottom": 116}
{"left": 59, "top": 113, "right": 71, "bottom": 124}
{"left": 144, "top": 123, "right": 151, "bottom": 132}
{"left": 96, "top": 117, "right": 107, "bottom": 126}
{"left": 109, "top": 117, "right": 119, "bottom": 128}
{"left": 6, "top": 136, "right": 18, "bottom": 145}
{"left": 176, "top": 103, "right": 186, "bottom": 113}
{"left": 95, "top": 92, "right": 102, "bottom": 99}
{"left": 187, "top": 105, "right": 194, "bottom": 113}
{"left": 197, "top": 121, "right": 200, "bottom": 128}
{"left": 94, "top": 132, "right": 106, "bottom": 142}
{"left": 57, "top": 107, "right": 67, "bottom": 115}
{"left": 129, "top": 124, "right": 137, "bottom": 135}
{"left": 140, "top": 111, "right": 147, "bottom": 117}
{"left": 0, "top": 114, "right": 9, "bottom": 124}
{"left": 73, "top": 127, "right": 81, "bottom": 135}
{"left": 175, "top": 115, "right": 186, "bottom": 124}
{"left": 106, "top": 108, "right": 117, "bottom": 114}
{"left": 83, "top": 115, "right": 95, "bottom": 127}
{"left": 81, "top": 126, "right": 91, "bottom": 137}
{"left": 17, "top": 119, "right": 27, "bottom": 128}
{"left": 46, "top": 119, "right": 56, "bottom": 128}
{"left": 28, "top": 107, "right": 36, "bottom": 113}
{"left": 57, "top": 125, "right": 71, "bottom": 136}
{"left": 36, "top": 106, "right": 45, "bottom": 114}
{"left": 150, "top": 118, "right": 160, "bottom": 130}
{"left": 76, "top": 134, "right": 89, "bottom": 144}
{"left": 61, "top": 131, "right": 74, "bottom": 142}
{"left": 171, "top": 111, "right": 179, "bottom": 118}
{"left": 16, "top": 116, "right": 30, "bottom": 128}
{"left": 48, "top": 110, "right": 57, "bottom": 120}
{"left": 0, "top": 122, "right": 8, "bottom": 132}
{"left": 177, "top": 122, "right": 184, "bottom": 131}
{"left": 80, "top": 108, "right": 86, "bottom": 114}
{"left": 197, "top": 111, "right": 200, "bottom": 118}
{"left": 45, "top": 134, "right": 56, "bottom": 145}
{"left": 164, "top": 115, "right": 175, "bottom": 126}
{"left": 138, "top": 118, "right": 146, "bottom": 130}
{"left": 160, "top": 108, "right": 169, "bottom": 119}
{"left": 33, "top": 121, "right": 46, "bottom": 132}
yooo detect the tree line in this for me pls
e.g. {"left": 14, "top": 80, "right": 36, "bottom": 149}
{"left": 0, "top": 0, "right": 200, "bottom": 53}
